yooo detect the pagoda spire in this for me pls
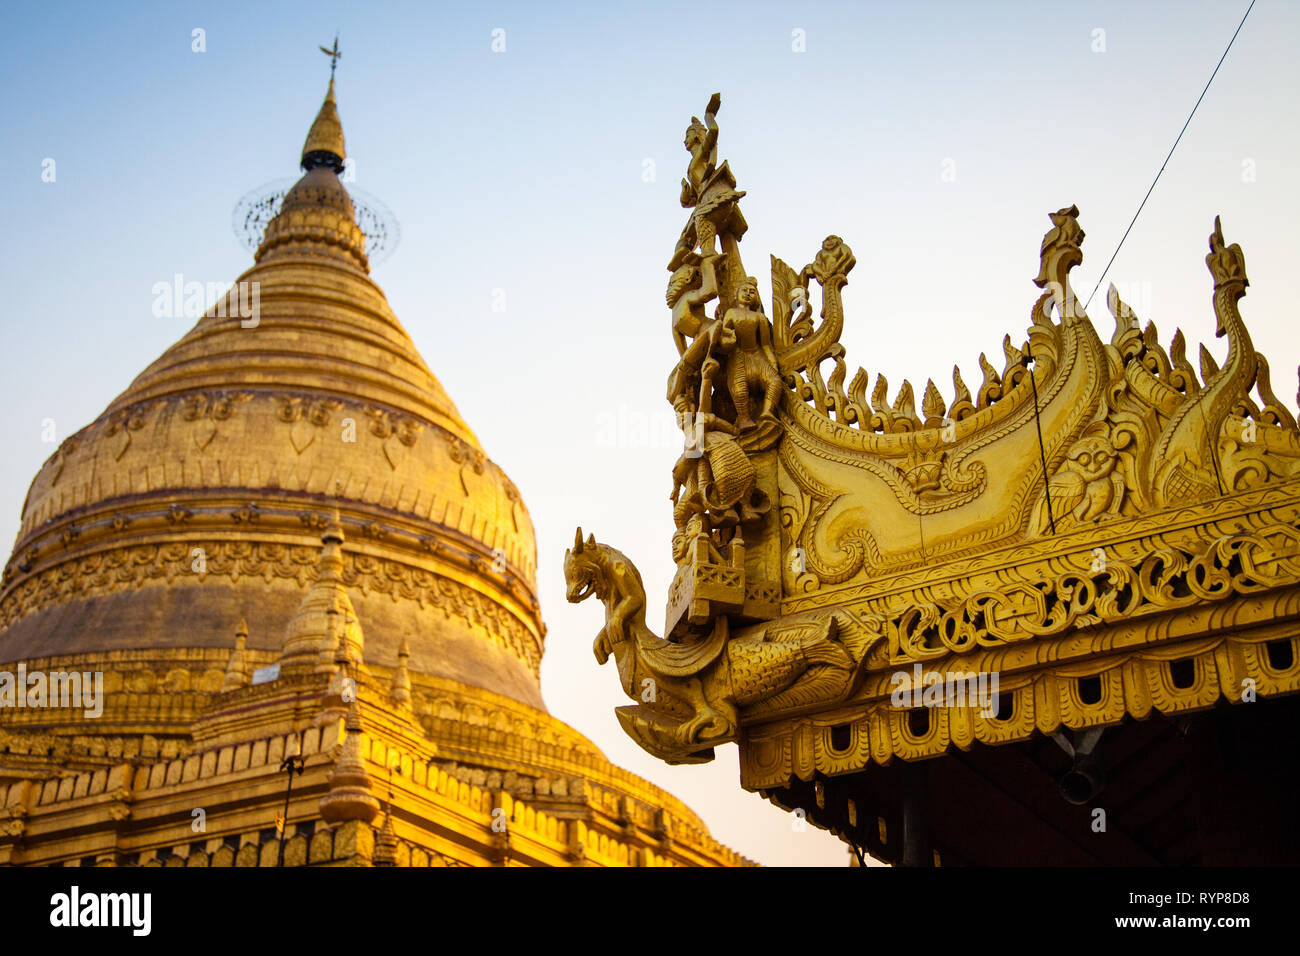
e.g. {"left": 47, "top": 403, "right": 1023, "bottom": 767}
{"left": 254, "top": 54, "right": 369, "bottom": 269}
{"left": 301, "top": 41, "right": 346, "bottom": 173}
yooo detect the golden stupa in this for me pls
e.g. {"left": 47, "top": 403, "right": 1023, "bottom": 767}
{"left": 0, "top": 73, "right": 749, "bottom": 867}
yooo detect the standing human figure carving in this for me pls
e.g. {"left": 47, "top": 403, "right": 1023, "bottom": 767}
{"left": 718, "top": 276, "right": 784, "bottom": 431}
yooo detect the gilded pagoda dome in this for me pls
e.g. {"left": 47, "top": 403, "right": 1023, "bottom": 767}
{"left": 0, "top": 79, "right": 545, "bottom": 709}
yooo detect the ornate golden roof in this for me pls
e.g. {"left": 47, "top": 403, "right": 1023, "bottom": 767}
{"left": 0, "top": 79, "right": 546, "bottom": 709}
{"left": 565, "top": 93, "right": 1300, "bottom": 796}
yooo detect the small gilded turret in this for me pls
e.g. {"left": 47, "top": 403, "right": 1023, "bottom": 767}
{"left": 315, "top": 596, "right": 343, "bottom": 676}
{"left": 374, "top": 764, "right": 399, "bottom": 868}
{"left": 221, "top": 618, "right": 250, "bottom": 692}
{"left": 372, "top": 810, "right": 398, "bottom": 867}
{"left": 389, "top": 638, "right": 412, "bottom": 709}
{"left": 280, "top": 510, "right": 367, "bottom": 678}
{"left": 319, "top": 699, "right": 380, "bottom": 826}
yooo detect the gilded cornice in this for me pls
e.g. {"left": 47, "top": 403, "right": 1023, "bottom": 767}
{"left": 740, "top": 610, "right": 1299, "bottom": 789}
{"left": 783, "top": 478, "right": 1300, "bottom": 614}
{"left": 14, "top": 388, "right": 534, "bottom": 581}
{"left": 0, "top": 532, "right": 543, "bottom": 676}
{"left": 736, "top": 499, "right": 1300, "bottom": 785}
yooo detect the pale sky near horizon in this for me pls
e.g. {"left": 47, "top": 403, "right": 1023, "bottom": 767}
{"left": 1, "top": 0, "right": 1297, "bottom": 866}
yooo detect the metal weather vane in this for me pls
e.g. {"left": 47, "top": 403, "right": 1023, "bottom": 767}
{"left": 320, "top": 35, "right": 341, "bottom": 79}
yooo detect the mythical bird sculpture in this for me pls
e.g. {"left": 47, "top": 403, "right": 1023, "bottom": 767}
{"left": 1036, "top": 426, "right": 1130, "bottom": 533}
{"left": 564, "top": 528, "right": 856, "bottom": 763}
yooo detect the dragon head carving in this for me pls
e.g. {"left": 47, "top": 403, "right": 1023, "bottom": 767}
{"left": 563, "top": 527, "right": 603, "bottom": 605}
{"left": 1034, "top": 204, "right": 1084, "bottom": 292}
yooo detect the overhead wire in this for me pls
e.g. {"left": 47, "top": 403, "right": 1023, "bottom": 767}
{"left": 1082, "top": 0, "right": 1256, "bottom": 312}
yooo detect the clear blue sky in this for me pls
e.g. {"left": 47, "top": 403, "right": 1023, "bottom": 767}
{"left": 1, "top": 0, "right": 1296, "bottom": 865}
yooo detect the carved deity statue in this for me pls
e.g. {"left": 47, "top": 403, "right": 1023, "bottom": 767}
{"left": 665, "top": 258, "right": 771, "bottom": 542}
{"left": 718, "top": 276, "right": 784, "bottom": 432}
{"left": 672, "top": 94, "right": 746, "bottom": 267}
{"left": 679, "top": 94, "right": 720, "bottom": 210}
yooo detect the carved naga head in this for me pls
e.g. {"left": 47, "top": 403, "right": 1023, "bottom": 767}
{"left": 1206, "top": 216, "right": 1249, "bottom": 336}
{"left": 1034, "top": 204, "right": 1084, "bottom": 291}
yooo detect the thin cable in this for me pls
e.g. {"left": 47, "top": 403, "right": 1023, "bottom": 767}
{"left": 1030, "top": 363, "right": 1056, "bottom": 535}
{"left": 1084, "top": 0, "right": 1255, "bottom": 311}
{"left": 1197, "top": 399, "right": 1228, "bottom": 496}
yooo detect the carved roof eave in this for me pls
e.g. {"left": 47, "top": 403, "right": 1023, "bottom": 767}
{"left": 566, "top": 101, "right": 1300, "bottom": 786}
{"left": 774, "top": 212, "right": 1300, "bottom": 588}
{"left": 735, "top": 478, "right": 1300, "bottom": 790}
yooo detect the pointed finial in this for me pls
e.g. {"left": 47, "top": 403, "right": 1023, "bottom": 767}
{"left": 279, "top": 511, "right": 362, "bottom": 675}
{"left": 1034, "top": 204, "right": 1084, "bottom": 295}
{"left": 301, "top": 55, "right": 346, "bottom": 173}
{"left": 319, "top": 35, "right": 342, "bottom": 81}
